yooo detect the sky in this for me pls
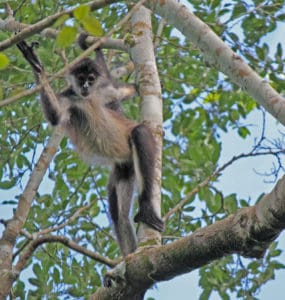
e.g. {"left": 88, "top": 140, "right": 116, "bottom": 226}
{"left": 146, "top": 109, "right": 285, "bottom": 300}
{"left": 1, "top": 1, "right": 285, "bottom": 299}
{"left": 2, "top": 110, "right": 284, "bottom": 300}
{"left": 147, "top": 3, "right": 285, "bottom": 298}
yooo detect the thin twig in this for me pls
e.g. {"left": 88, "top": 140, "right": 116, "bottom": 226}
{"left": 14, "top": 235, "right": 119, "bottom": 274}
{"left": 0, "top": 0, "right": 119, "bottom": 51}
{"left": 163, "top": 148, "right": 285, "bottom": 221}
{"left": 154, "top": 18, "right": 166, "bottom": 50}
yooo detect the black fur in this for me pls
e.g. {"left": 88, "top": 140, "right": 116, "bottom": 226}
{"left": 108, "top": 162, "right": 137, "bottom": 255}
{"left": 108, "top": 185, "right": 118, "bottom": 223}
{"left": 17, "top": 40, "right": 42, "bottom": 73}
{"left": 131, "top": 124, "right": 164, "bottom": 232}
{"left": 69, "top": 106, "right": 89, "bottom": 133}
{"left": 41, "top": 94, "right": 60, "bottom": 126}
{"left": 108, "top": 162, "right": 134, "bottom": 223}
{"left": 60, "top": 87, "right": 76, "bottom": 98}
{"left": 70, "top": 58, "right": 99, "bottom": 77}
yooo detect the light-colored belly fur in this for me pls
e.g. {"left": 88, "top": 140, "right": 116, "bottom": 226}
{"left": 62, "top": 98, "right": 135, "bottom": 166}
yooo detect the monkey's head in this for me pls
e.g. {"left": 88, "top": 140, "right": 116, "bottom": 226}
{"left": 68, "top": 58, "right": 100, "bottom": 98}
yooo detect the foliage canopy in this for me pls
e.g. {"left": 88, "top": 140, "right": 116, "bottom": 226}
{"left": 0, "top": 1, "right": 285, "bottom": 299}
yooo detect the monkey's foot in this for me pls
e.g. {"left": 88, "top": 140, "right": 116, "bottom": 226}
{"left": 134, "top": 209, "right": 164, "bottom": 232}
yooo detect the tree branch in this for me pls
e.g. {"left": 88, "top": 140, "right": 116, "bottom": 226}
{"left": 91, "top": 175, "right": 285, "bottom": 299}
{"left": 34, "top": 200, "right": 97, "bottom": 237}
{"left": 0, "top": 0, "right": 119, "bottom": 51}
{"left": 0, "top": 0, "right": 146, "bottom": 108}
{"left": 130, "top": 5, "right": 163, "bottom": 249}
{"left": 164, "top": 146, "right": 284, "bottom": 221}
{"left": 14, "top": 235, "right": 118, "bottom": 274}
{"left": 144, "top": 0, "right": 285, "bottom": 125}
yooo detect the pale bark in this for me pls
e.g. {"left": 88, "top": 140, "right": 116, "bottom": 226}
{"left": 0, "top": 2, "right": 148, "bottom": 299}
{"left": 1, "top": 1, "right": 285, "bottom": 299}
{"left": 144, "top": 0, "right": 285, "bottom": 125}
{"left": 14, "top": 235, "right": 117, "bottom": 272}
{"left": 130, "top": 6, "right": 163, "bottom": 248}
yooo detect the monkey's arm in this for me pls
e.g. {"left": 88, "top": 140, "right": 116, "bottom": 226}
{"left": 17, "top": 40, "right": 61, "bottom": 126}
{"left": 116, "top": 83, "right": 137, "bottom": 100}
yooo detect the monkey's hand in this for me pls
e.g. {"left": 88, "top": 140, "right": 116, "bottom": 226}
{"left": 78, "top": 32, "right": 100, "bottom": 51}
{"left": 78, "top": 32, "right": 102, "bottom": 56}
{"left": 134, "top": 204, "right": 164, "bottom": 232}
{"left": 17, "top": 40, "right": 43, "bottom": 74}
{"left": 78, "top": 32, "right": 89, "bottom": 50}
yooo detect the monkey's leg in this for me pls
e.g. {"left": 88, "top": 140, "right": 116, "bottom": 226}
{"left": 108, "top": 163, "right": 137, "bottom": 256}
{"left": 131, "top": 124, "right": 164, "bottom": 232}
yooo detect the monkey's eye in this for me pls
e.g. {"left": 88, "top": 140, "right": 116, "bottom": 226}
{"left": 78, "top": 74, "right": 85, "bottom": 82}
{"left": 88, "top": 74, "right": 96, "bottom": 82}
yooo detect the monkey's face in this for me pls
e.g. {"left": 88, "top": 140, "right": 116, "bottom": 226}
{"left": 68, "top": 58, "right": 99, "bottom": 98}
{"left": 76, "top": 72, "right": 97, "bottom": 97}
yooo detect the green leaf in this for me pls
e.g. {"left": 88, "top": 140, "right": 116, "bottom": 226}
{"left": 238, "top": 126, "right": 250, "bottom": 138}
{"left": 0, "top": 53, "right": 9, "bottom": 69}
{"left": 270, "top": 261, "right": 285, "bottom": 269}
{"left": 74, "top": 5, "right": 90, "bottom": 20}
{"left": 81, "top": 221, "right": 95, "bottom": 231}
{"left": 232, "top": 3, "right": 247, "bottom": 18}
{"left": 228, "top": 32, "right": 239, "bottom": 43}
{"left": 224, "top": 194, "right": 238, "bottom": 213}
{"left": 53, "top": 267, "right": 60, "bottom": 284}
{"left": 53, "top": 14, "right": 69, "bottom": 28}
{"left": 199, "top": 289, "right": 211, "bottom": 300}
{"left": 256, "top": 45, "right": 265, "bottom": 60}
{"left": 28, "top": 278, "right": 41, "bottom": 287}
{"left": 0, "top": 178, "right": 16, "bottom": 189}
{"left": 13, "top": 280, "right": 26, "bottom": 299}
{"left": 89, "top": 201, "right": 100, "bottom": 217}
{"left": 1, "top": 200, "right": 18, "bottom": 205}
{"left": 82, "top": 16, "right": 103, "bottom": 36}
{"left": 204, "top": 92, "right": 220, "bottom": 103}
{"left": 33, "top": 263, "right": 42, "bottom": 277}
{"left": 56, "top": 26, "right": 77, "bottom": 48}
{"left": 275, "top": 42, "right": 283, "bottom": 61}
{"left": 277, "top": 13, "right": 285, "bottom": 21}
{"left": 248, "top": 260, "right": 260, "bottom": 273}
{"left": 0, "top": 85, "right": 3, "bottom": 100}
{"left": 199, "top": 187, "right": 221, "bottom": 213}
{"left": 270, "top": 249, "right": 282, "bottom": 257}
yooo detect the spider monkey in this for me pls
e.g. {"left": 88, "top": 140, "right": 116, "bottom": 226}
{"left": 77, "top": 33, "right": 136, "bottom": 113}
{"left": 17, "top": 38, "right": 164, "bottom": 256}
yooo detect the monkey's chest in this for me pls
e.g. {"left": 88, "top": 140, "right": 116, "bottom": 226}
{"left": 64, "top": 109, "right": 132, "bottom": 165}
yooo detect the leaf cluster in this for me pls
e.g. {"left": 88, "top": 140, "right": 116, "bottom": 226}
{"left": 0, "top": 1, "right": 284, "bottom": 299}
